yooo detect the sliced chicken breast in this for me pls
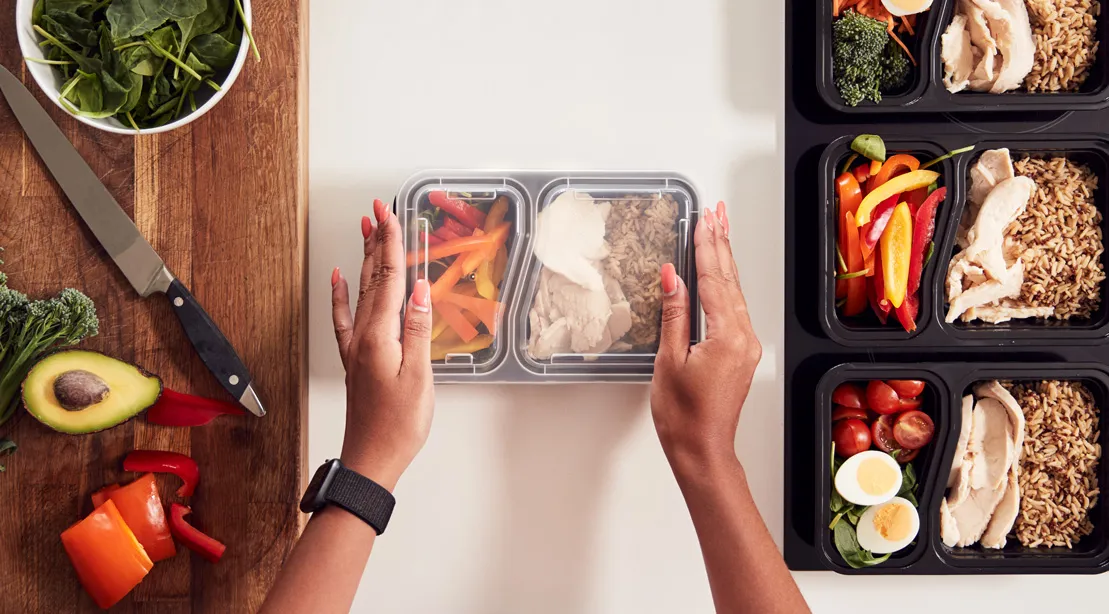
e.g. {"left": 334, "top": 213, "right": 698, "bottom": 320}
{"left": 942, "top": 16, "right": 975, "bottom": 92}
{"left": 946, "top": 259, "right": 1024, "bottom": 323}
{"left": 962, "top": 304, "right": 1054, "bottom": 323}
{"left": 975, "top": 380, "right": 1026, "bottom": 459}
{"left": 980, "top": 464, "right": 1021, "bottom": 549}
{"left": 985, "top": 0, "right": 1035, "bottom": 93}
{"left": 948, "top": 458, "right": 973, "bottom": 510}
{"left": 940, "top": 498, "right": 961, "bottom": 548}
{"left": 952, "top": 484, "right": 1007, "bottom": 547}
{"left": 968, "top": 148, "right": 1014, "bottom": 207}
{"left": 968, "top": 397, "right": 1013, "bottom": 491}
{"left": 962, "top": 176, "right": 1035, "bottom": 279}
{"left": 948, "top": 395, "right": 976, "bottom": 488}
{"left": 963, "top": 0, "right": 999, "bottom": 90}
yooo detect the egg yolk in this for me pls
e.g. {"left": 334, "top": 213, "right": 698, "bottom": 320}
{"left": 858, "top": 457, "right": 898, "bottom": 496}
{"left": 872, "top": 502, "right": 913, "bottom": 540}
{"left": 887, "top": 0, "right": 930, "bottom": 9}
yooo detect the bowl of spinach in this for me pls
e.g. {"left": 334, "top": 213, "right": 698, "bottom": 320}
{"left": 15, "top": 0, "right": 260, "bottom": 134}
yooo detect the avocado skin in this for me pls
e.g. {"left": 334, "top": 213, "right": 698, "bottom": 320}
{"left": 21, "top": 350, "right": 163, "bottom": 434}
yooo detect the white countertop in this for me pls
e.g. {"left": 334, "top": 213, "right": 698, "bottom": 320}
{"left": 308, "top": 1, "right": 1105, "bottom": 611}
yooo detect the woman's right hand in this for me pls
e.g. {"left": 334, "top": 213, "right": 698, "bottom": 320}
{"left": 650, "top": 201, "right": 762, "bottom": 473}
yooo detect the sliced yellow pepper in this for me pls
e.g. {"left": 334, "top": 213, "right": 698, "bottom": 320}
{"left": 880, "top": 202, "right": 912, "bottom": 309}
{"left": 475, "top": 259, "right": 497, "bottom": 299}
{"left": 485, "top": 196, "right": 509, "bottom": 231}
{"left": 493, "top": 246, "right": 507, "bottom": 286}
{"left": 431, "top": 334, "right": 495, "bottom": 361}
{"left": 855, "top": 170, "right": 939, "bottom": 226}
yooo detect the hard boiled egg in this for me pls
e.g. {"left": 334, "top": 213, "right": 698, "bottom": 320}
{"left": 856, "top": 497, "right": 920, "bottom": 554}
{"left": 834, "top": 450, "right": 902, "bottom": 506}
{"left": 881, "top": 0, "right": 933, "bottom": 16}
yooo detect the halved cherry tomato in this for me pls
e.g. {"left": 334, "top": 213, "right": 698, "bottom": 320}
{"left": 833, "top": 419, "right": 872, "bottom": 457}
{"left": 871, "top": 414, "right": 900, "bottom": 453}
{"left": 887, "top": 380, "right": 926, "bottom": 398}
{"left": 894, "top": 410, "right": 935, "bottom": 449}
{"left": 832, "top": 406, "right": 869, "bottom": 422}
{"left": 898, "top": 397, "right": 923, "bottom": 410}
{"left": 866, "top": 380, "right": 901, "bottom": 415}
{"left": 895, "top": 447, "right": 920, "bottom": 463}
{"left": 832, "top": 383, "right": 867, "bottom": 409}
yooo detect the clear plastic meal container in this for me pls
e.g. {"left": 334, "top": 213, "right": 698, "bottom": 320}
{"left": 398, "top": 170, "right": 702, "bottom": 383}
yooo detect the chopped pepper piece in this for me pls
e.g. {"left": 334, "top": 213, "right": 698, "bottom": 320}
{"left": 868, "top": 154, "right": 920, "bottom": 191}
{"left": 439, "top": 293, "right": 502, "bottom": 336}
{"left": 836, "top": 172, "right": 863, "bottom": 233}
{"left": 90, "top": 484, "right": 120, "bottom": 509}
{"left": 895, "top": 292, "right": 919, "bottom": 332}
{"left": 443, "top": 217, "right": 473, "bottom": 237}
{"left": 61, "top": 500, "right": 153, "bottom": 610}
{"left": 860, "top": 195, "right": 900, "bottom": 257}
{"left": 907, "top": 187, "right": 946, "bottom": 296}
{"left": 123, "top": 450, "right": 199, "bottom": 498}
{"left": 427, "top": 191, "right": 487, "bottom": 228}
{"left": 406, "top": 231, "right": 499, "bottom": 267}
{"left": 880, "top": 203, "right": 913, "bottom": 309}
{"left": 842, "top": 211, "right": 867, "bottom": 317}
{"left": 435, "top": 301, "right": 479, "bottom": 343}
{"left": 108, "top": 473, "right": 176, "bottom": 562}
{"left": 144, "top": 388, "right": 244, "bottom": 427}
{"left": 169, "top": 504, "right": 226, "bottom": 563}
{"left": 855, "top": 170, "right": 940, "bottom": 226}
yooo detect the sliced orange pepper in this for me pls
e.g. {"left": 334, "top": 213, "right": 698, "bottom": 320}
{"left": 843, "top": 211, "right": 867, "bottom": 316}
{"left": 460, "top": 223, "right": 510, "bottom": 275}
{"left": 440, "top": 292, "right": 502, "bottom": 336}
{"left": 406, "top": 231, "right": 498, "bottom": 267}
{"left": 431, "top": 335, "right": 495, "bottom": 361}
{"left": 868, "top": 154, "right": 920, "bottom": 191}
{"left": 835, "top": 172, "right": 863, "bottom": 233}
{"left": 61, "top": 500, "right": 153, "bottom": 610}
{"left": 880, "top": 203, "right": 913, "bottom": 308}
{"left": 869, "top": 159, "right": 882, "bottom": 176}
{"left": 485, "top": 196, "right": 509, "bottom": 231}
{"left": 493, "top": 246, "right": 508, "bottom": 285}
{"left": 90, "top": 484, "right": 120, "bottom": 509}
{"left": 107, "top": 473, "right": 176, "bottom": 562}
{"left": 435, "top": 300, "right": 478, "bottom": 343}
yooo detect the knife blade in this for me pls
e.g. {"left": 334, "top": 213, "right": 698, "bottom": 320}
{"left": 0, "top": 64, "right": 264, "bottom": 417}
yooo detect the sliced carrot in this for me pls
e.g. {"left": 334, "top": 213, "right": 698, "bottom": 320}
{"left": 833, "top": 0, "right": 842, "bottom": 16}
{"left": 440, "top": 293, "right": 502, "bottom": 336}
{"left": 890, "top": 29, "right": 917, "bottom": 66}
{"left": 431, "top": 258, "right": 466, "bottom": 302}
{"left": 903, "top": 16, "right": 915, "bottom": 35}
{"left": 435, "top": 300, "right": 478, "bottom": 343}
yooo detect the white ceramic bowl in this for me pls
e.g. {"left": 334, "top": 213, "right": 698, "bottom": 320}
{"left": 13, "top": 0, "right": 252, "bottom": 135}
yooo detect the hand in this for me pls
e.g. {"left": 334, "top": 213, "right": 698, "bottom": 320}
{"left": 330, "top": 199, "right": 435, "bottom": 491}
{"left": 651, "top": 201, "right": 762, "bottom": 475}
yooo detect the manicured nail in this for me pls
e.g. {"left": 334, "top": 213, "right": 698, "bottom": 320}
{"left": 331, "top": 267, "right": 340, "bottom": 287}
{"left": 703, "top": 208, "right": 716, "bottom": 234}
{"left": 373, "top": 198, "right": 388, "bottom": 224}
{"left": 411, "top": 279, "right": 431, "bottom": 313}
{"left": 661, "top": 263, "right": 678, "bottom": 297}
{"left": 361, "top": 216, "right": 372, "bottom": 239}
{"left": 716, "top": 201, "right": 730, "bottom": 238}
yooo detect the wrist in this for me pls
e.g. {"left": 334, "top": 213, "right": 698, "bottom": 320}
{"left": 339, "top": 447, "right": 405, "bottom": 492}
{"left": 664, "top": 441, "right": 743, "bottom": 488}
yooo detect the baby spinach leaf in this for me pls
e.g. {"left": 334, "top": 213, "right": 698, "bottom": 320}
{"left": 40, "top": 11, "right": 99, "bottom": 49}
{"left": 189, "top": 32, "right": 238, "bottom": 68}
{"left": 45, "top": 0, "right": 101, "bottom": 13}
{"left": 176, "top": 0, "right": 228, "bottom": 75}
{"left": 106, "top": 0, "right": 205, "bottom": 39}
{"left": 62, "top": 71, "right": 104, "bottom": 116}
{"left": 120, "top": 44, "right": 157, "bottom": 75}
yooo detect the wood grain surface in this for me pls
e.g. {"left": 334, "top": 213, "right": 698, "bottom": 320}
{"left": 0, "top": 1, "right": 308, "bottom": 611}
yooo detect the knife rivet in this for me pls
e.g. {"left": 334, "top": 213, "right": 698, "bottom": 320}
{"left": 173, "top": 297, "right": 184, "bottom": 307}
{"left": 229, "top": 375, "right": 240, "bottom": 386}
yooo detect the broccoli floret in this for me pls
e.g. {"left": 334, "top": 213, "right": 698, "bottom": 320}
{"left": 880, "top": 38, "right": 910, "bottom": 92}
{"left": 832, "top": 10, "right": 896, "bottom": 107}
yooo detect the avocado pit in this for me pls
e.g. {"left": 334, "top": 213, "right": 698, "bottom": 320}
{"left": 54, "top": 370, "right": 110, "bottom": 411}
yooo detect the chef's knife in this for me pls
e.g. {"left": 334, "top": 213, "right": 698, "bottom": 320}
{"left": 0, "top": 65, "right": 264, "bottom": 417}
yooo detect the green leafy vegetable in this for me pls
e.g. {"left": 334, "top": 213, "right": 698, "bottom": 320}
{"left": 921, "top": 145, "right": 975, "bottom": 170}
{"left": 833, "top": 521, "right": 891, "bottom": 569}
{"left": 836, "top": 270, "right": 868, "bottom": 280}
{"left": 832, "top": 11, "right": 910, "bottom": 107}
{"left": 851, "top": 134, "right": 886, "bottom": 162}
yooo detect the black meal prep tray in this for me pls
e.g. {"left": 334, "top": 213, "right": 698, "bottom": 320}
{"left": 787, "top": 0, "right": 1109, "bottom": 575}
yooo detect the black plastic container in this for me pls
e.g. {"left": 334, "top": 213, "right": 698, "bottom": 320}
{"left": 815, "top": 363, "right": 1109, "bottom": 574}
{"left": 818, "top": 0, "right": 1109, "bottom": 113}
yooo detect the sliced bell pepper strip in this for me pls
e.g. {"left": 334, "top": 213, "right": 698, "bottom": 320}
{"left": 144, "top": 388, "right": 244, "bottom": 427}
{"left": 868, "top": 274, "right": 889, "bottom": 325}
{"left": 895, "top": 292, "right": 919, "bottom": 332}
{"left": 880, "top": 203, "right": 913, "bottom": 309}
{"left": 419, "top": 230, "right": 444, "bottom": 246}
{"left": 905, "top": 186, "right": 929, "bottom": 215}
{"left": 485, "top": 196, "right": 509, "bottom": 231}
{"left": 169, "top": 504, "right": 226, "bottom": 563}
{"left": 475, "top": 259, "right": 497, "bottom": 299}
{"left": 61, "top": 499, "right": 153, "bottom": 610}
{"left": 434, "top": 300, "right": 479, "bottom": 343}
{"left": 852, "top": 163, "right": 870, "bottom": 184}
{"left": 868, "top": 153, "right": 920, "bottom": 191}
{"left": 91, "top": 484, "right": 120, "bottom": 509}
{"left": 123, "top": 450, "right": 199, "bottom": 498}
{"left": 439, "top": 293, "right": 502, "bottom": 336}
{"left": 836, "top": 278, "right": 847, "bottom": 299}
{"left": 870, "top": 248, "right": 891, "bottom": 319}
{"left": 492, "top": 245, "right": 508, "bottom": 286}
{"left": 108, "top": 473, "right": 176, "bottom": 562}
{"left": 431, "top": 335, "right": 495, "bottom": 361}
{"left": 460, "top": 223, "right": 510, "bottom": 274}
{"left": 907, "top": 187, "right": 946, "bottom": 296}
{"left": 860, "top": 194, "right": 900, "bottom": 257}
{"left": 407, "top": 232, "right": 499, "bottom": 267}
{"left": 443, "top": 217, "right": 474, "bottom": 237}
{"left": 427, "top": 191, "right": 487, "bottom": 229}
{"left": 430, "top": 258, "right": 467, "bottom": 303}
{"left": 836, "top": 172, "right": 863, "bottom": 231}
{"left": 432, "top": 226, "right": 461, "bottom": 242}
{"left": 855, "top": 170, "right": 940, "bottom": 226}
{"left": 842, "top": 211, "right": 867, "bottom": 317}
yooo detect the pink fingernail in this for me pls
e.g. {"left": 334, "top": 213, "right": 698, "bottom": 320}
{"left": 361, "top": 216, "right": 372, "bottom": 239}
{"left": 373, "top": 199, "right": 388, "bottom": 224}
{"left": 703, "top": 209, "right": 716, "bottom": 234}
{"left": 716, "top": 201, "right": 730, "bottom": 238}
{"left": 331, "top": 267, "right": 340, "bottom": 287}
{"left": 661, "top": 263, "right": 678, "bottom": 297}
{"left": 412, "top": 279, "right": 431, "bottom": 313}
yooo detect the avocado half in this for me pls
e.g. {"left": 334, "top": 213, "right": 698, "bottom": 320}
{"left": 22, "top": 350, "right": 162, "bottom": 434}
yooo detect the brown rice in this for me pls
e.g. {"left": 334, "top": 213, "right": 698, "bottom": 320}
{"left": 1009, "top": 380, "right": 1102, "bottom": 548}
{"left": 1008, "top": 156, "right": 1105, "bottom": 320}
{"left": 603, "top": 194, "right": 679, "bottom": 349}
{"left": 1023, "top": 0, "right": 1101, "bottom": 93}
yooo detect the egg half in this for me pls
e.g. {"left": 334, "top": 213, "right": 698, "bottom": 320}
{"left": 834, "top": 450, "right": 902, "bottom": 506}
{"left": 881, "top": 0, "right": 934, "bottom": 16}
{"left": 856, "top": 497, "right": 920, "bottom": 554}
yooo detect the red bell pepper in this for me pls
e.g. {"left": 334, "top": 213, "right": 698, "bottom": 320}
{"left": 868, "top": 249, "right": 891, "bottom": 323}
{"left": 61, "top": 500, "right": 153, "bottom": 609}
{"left": 836, "top": 172, "right": 863, "bottom": 230}
{"left": 124, "top": 450, "right": 199, "bottom": 497}
{"left": 432, "top": 226, "right": 461, "bottom": 242}
{"left": 91, "top": 484, "right": 120, "bottom": 509}
{"left": 907, "top": 187, "right": 946, "bottom": 296}
{"left": 145, "top": 388, "right": 244, "bottom": 427}
{"left": 905, "top": 187, "right": 929, "bottom": 215}
{"left": 108, "top": 473, "right": 176, "bottom": 562}
{"left": 419, "top": 230, "right": 444, "bottom": 246}
{"left": 860, "top": 194, "right": 900, "bottom": 257}
{"left": 852, "top": 163, "right": 870, "bottom": 185}
{"left": 427, "top": 191, "right": 487, "bottom": 229}
{"left": 842, "top": 211, "right": 867, "bottom": 317}
{"left": 895, "top": 292, "right": 919, "bottom": 332}
{"left": 443, "top": 217, "right": 473, "bottom": 237}
{"left": 169, "top": 504, "right": 226, "bottom": 563}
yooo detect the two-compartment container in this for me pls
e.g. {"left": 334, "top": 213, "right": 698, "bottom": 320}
{"left": 818, "top": 0, "right": 1109, "bottom": 112}
{"left": 811, "top": 134, "right": 1109, "bottom": 573}
{"left": 398, "top": 171, "right": 701, "bottom": 383}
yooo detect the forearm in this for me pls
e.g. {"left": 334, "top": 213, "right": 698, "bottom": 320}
{"left": 671, "top": 451, "right": 810, "bottom": 614}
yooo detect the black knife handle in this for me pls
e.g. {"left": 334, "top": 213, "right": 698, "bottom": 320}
{"left": 166, "top": 278, "right": 252, "bottom": 402}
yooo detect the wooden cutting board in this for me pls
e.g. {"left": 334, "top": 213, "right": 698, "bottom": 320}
{"left": 0, "top": 2, "right": 307, "bottom": 611}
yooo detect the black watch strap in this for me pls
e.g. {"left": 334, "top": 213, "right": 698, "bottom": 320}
{"left": 301, "top": 460, "right": 396, "bottom": 535}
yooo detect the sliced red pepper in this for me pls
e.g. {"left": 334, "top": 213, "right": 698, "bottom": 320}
{"left": 852, "top": 163, "right": 870, "bottom": 184}
{"left": 108, "top": 473, "right": 176, "bottom": 562}
{"left": 860, "top": 194, "right": 900, "bottom": 257}
{"left": 442, "top": 217, "right": 474, "bottom": 237}
{"left": 124, "top": 450, "right": 199, "bottom": 498}
{"left": 169, "top": 503, "right": 226, "bottom": 563}
{"left": 843, "top": 211, "right": 867, "bottom": 317}
{"left": 895, "top": 292, "right": 919, "bottom": 332}
{"left": 427, "top": 191, "right": 487, "bottom": 229}
{"left": 91, "top": 484, "right": 120, "bottom": 509}
{"left": 144, "top": 388, "right": 244, "bottom": 427}
{"left": 907, "top": 187, "right": 946, "bottom": 296}
{"left": 868, "top": 277, "right": 888, "bottom": 325}
{"left": 419, "top": 230, "right": 444, "bottom": 246}
{"left": 905, "top": 187, "right": 929, "bottom": 215}
{"left": 836, "top": 278, "right": 847, "bottom": 300}
{"left": 432, "top": 226, "right": 461, "bottom": 242}
{"left": 870, "top": 249, "right": 891, "bottom": 321}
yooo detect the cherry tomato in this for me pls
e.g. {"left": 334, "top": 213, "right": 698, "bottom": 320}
{"left": 895, "top": 447, "right": 919, "bottom": 463}
{"left": 833, "top": 419, "right": 872, "bottom": 457}
{"left": 894, "top": 410, "right": 935, "bottom": 449}
{"left": 871, "top": 414, "right": 900, "bottom": 453}
{"left": 832, "top": 383, "right": 867, "bottom": 409}
{"left": 887, "top": 380, "right": 926, "bottom": 398}
{"left": 866, "top": 380, "right": 901, "bottom": 414}
{"left": 832, "top": 406, "right": 868, "bottom": 422}
{"left": 898, "top": 397, "right": 923, "bottom": 410}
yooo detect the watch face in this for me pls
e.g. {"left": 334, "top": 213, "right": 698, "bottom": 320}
{"left": 300, "top": 459, "right": 338, "bottom": 513}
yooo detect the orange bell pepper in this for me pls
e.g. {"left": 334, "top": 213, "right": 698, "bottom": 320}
{"left": 407, "top": 232, "right": 497, "bottom": 267}
{"left": 835, "top": 172, "right": 863, "bottom": 232}
{"left": 435, "top": 300, "right": 479, "bottom": 343}
{"left": 485, "top": 196, "right": 509, "bottom": 231}
{"left": 855, "top": 170, "right": 939, "bottom": 226}
{"left": 108, "top": 473, "right": 176, "bottom": 562}
{"left": 440, "top": 293, "right": 502, "bottom": 336}
{"left": 431, "top": 335, "right": 495, "bottom": 361}
{"left": 61, "top": 500, "right": 153, "bottom": 610}
{"left": 493, "top": 246, "right": 508, "bottom": 285}
{"left": 869, "top": 159, "right": 882, "bottom": 176}
{"left": 880, "top": 203, "right": 913, "bottom": 309}
{"left": 868, "top": 154, "right": 919, "bottom": 191}
{"left": 91, "top": 484, "right": 120, "bottom": 509}
{"left": 842, "top": 211, "right": 867, "bottom": 317}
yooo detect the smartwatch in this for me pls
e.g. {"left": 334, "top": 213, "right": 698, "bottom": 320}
{"left": 300, "top": 459, "right": 396, "bottom": 535}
